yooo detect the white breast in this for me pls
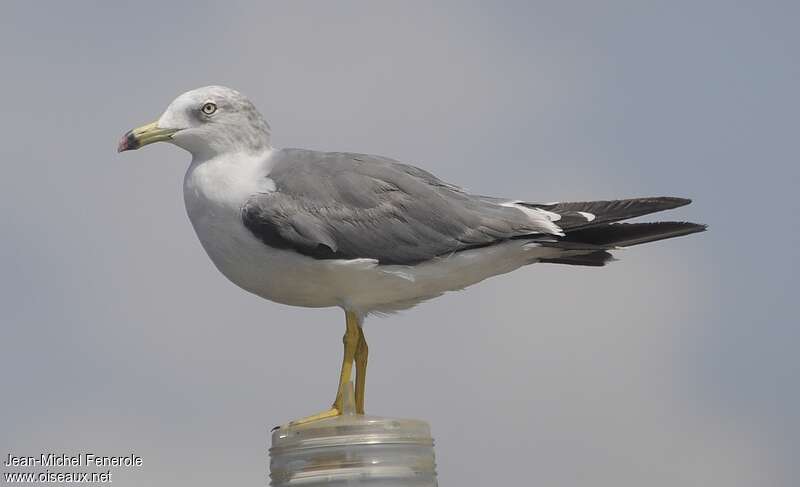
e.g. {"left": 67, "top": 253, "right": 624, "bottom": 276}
{"left": 182, "top": 151, "right": 288, "bottom": 300}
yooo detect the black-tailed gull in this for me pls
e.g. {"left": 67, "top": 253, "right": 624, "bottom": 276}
{"left": 118, "top": 86, "right": 705, "bottom": 423}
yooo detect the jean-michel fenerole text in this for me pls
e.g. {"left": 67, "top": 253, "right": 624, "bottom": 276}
{"left": 4, "top": 452, "right": 143, "bottom": 468}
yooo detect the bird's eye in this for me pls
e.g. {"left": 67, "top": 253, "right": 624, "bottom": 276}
{"left": 201, "top": 102, "right": 217, "bottom": 115}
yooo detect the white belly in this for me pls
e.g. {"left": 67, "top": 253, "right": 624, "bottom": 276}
{"left": 187, "top": 203, "right": 552, "bottom": 313}
{"left": 182, "top": 153, "right": 554, "bottom": 314}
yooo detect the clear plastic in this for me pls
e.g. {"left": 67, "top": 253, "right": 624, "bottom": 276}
{"left": 269, "top": 383, "right": 437, "bottom": 486}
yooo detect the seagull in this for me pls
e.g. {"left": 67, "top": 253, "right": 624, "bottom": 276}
{"left": 118, "top": 86, "right": 705, "bottom": 423}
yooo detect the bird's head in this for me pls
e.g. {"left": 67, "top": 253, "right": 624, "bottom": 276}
{"left": 118, "top": 86, "right": 271, "bottom": 158}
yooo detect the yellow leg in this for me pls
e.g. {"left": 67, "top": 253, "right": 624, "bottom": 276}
{"left": 332, "top": 311, "right": 360, "bottom": 411}
{"left": 290, "top": 310, "right": 360, "bottom": 425}
{"left": 355, "top": 325, "right": 368, "bottom": 414}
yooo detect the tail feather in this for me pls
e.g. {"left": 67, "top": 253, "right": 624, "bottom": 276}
{"left": 539, "top": 251, "right": 615, "bottom": 267}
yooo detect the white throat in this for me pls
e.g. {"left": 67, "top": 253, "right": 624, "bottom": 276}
{"left": 183, "top": 148, "right": 275, "bottom": 216}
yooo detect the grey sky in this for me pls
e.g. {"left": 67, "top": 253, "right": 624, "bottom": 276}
{"left": 1, "top": 1, "right": 797, "bottom": 485}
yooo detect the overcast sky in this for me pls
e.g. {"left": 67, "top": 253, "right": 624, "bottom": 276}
{"left": 1, "top": 2, "right": 798, "bottom": 486}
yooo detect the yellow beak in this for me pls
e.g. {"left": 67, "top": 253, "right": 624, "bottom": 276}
{"left": 117, "top": 121, "right": 179, "bottom": 152}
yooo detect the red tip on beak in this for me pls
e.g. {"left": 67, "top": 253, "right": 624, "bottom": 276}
{"left": 117, "top": 130, "right": 136, "bottom": 153}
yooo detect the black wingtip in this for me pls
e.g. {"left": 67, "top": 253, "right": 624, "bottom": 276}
{"left": 560, "top": 221, "right": 707, "bottom": 247}
{"left": 650, "top": 196, "right": 692, "bottom": 210}
{"left": 685, "top": 222, "right": 708, "bottom": 234}
{"left": 663, "top": 222, "right": 708, "bottom": 242}
{"left": 676, "top": 221, "right": 707, "bottom": 232}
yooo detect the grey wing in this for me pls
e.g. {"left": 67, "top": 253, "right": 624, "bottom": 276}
{"left": 240, "top": 150, "right": 560, "bottom": 265}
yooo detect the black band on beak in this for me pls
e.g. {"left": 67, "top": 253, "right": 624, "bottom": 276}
{"left": 117, "top": 130, "right": 140, "bottom": 152}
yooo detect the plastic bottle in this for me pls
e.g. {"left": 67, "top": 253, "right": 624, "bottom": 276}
{"left": 269, "top": 383, "right": 437, "bottom": 486}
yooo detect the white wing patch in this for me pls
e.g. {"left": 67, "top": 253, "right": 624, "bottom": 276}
{"left": 577, "top": 211, "right": 596, "bottom": 222}
{"left": 501, "top": 201, "right": 564, "bottom": 235}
